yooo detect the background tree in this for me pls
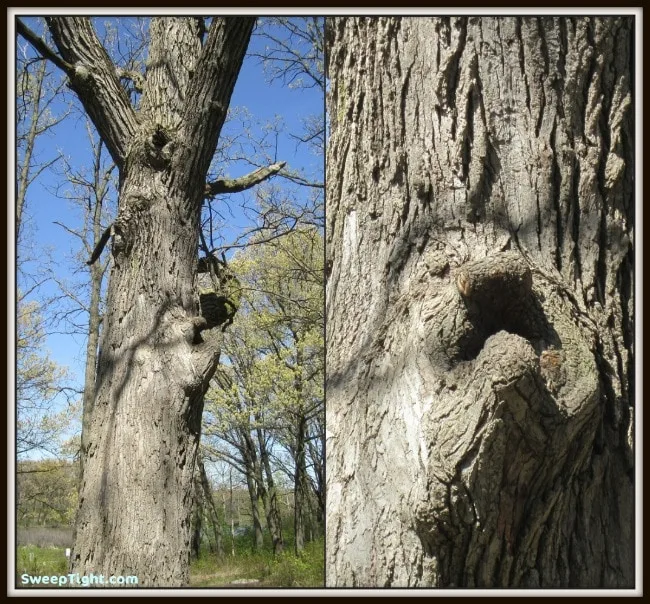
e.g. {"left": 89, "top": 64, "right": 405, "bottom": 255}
{"left": 194, "top": 16, "right": 324, "bottom": 561}
{"left": 189, "top": 456, "right": 224, "bottom": 558}
{"left": 325, "top": 16, "right": 634, "bottom": 588}
{"left": 203, "top": 226, "right": 324, "bottom": 555}
{"left": 17, "top": 460, "right": 78, "bottom": 527}
{"left": 16, "top": 16, "right": 289, "bottom": 586}
{"left": 47, "top": 127, "right": 116, "bottom": 475}
{"left": 16, "top": 20, "right": 74, "bottom": 465}
{"left": 16, "top": 299, "right": 72, "bottom": 460}
{"left": 16, "top": 23, "right": 67, "bottom": 244}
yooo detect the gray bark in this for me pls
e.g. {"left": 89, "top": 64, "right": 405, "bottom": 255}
{"left": 326, "top": 16, "right": 634, "bottom": 588}
{"left": 40, "top": 16, "right": 256, "bottom": 586}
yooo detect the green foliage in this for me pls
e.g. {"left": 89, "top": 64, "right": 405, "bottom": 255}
{"left": 17, "top": 460, "right": 78, "bottom": 527}
{"left": 15, "top": 534, "right": 324, "bottom": 588}
{"left": 266, "top": 537, "right": 324, "bottom": 587}
{"left": 202, "top": 227, "right": 325, "bottom": 555}
{"left": 206, "top": 226, "right": 324, "bottom": 434}
{"left": 16, "top": 297, "right": 73, "bottom": 458}
{"left": 17, "top": 299, "right": 67, "bottom": 406}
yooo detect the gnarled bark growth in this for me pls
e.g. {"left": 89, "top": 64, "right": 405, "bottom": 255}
{"left": 326, "top": 16, "right": 634, "bottom": 588}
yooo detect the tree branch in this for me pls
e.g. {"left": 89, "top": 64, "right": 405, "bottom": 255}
{"left": 86, "top": 224, "right": 112, "bottom": 266}
{"left": 204, "top": 161, "right": 286, "bottom": 198}
{"left": 178, "top": 17, "right": 256, "bottom": 194}
{"left": 115, "top": 67, "right": 144, "bottom": 93}
{"left": 45, "top": 17, "right": 138, "bottom": 168}
{"left": 16, "top": 19, "right": 74, "bottom": 74}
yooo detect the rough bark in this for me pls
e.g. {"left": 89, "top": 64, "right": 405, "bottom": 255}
{"left": 326, "top": 16, "right": 634, "bottom": 588}
{"left": 39, "top": 16, "right": 256, "bottom": 586}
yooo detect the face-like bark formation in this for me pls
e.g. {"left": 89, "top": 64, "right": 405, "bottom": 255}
{"left": 326, "top": 16, "right": 634, "bottom": 588}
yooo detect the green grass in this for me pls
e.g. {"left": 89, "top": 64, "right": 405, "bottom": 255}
{"left": 15, "top": 537, "right": 325, "bottom": 589}
{"left": 190, "top": 537, "right": 325, "bottom": 588}
{"left": 16, "top": 545, "right": 69, "bottom": 588}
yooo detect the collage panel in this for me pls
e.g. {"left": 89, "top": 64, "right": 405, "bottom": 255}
{"left": 325, "top": 14, "right": 636, "bottom": 590}
{"left": 13, "top": 13, "right": 325, "bottom": 591}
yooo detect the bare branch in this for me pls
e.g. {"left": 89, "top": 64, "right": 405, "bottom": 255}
{"left": 86, "top": 225, "right": 112, "bottom": 266}
{"left": 53, "top": 221, "right": 91, "bottom": 251}
{"left": 179, "top": 17, "right": 256, "bottom": 194}
{"left": 16, "top": 19, "right": 74, "bottom": 74}
{"left": 115, "top": 67, "right": 144, "bottom": 93}
{"left": 45, "top": 17, "right": 138, "bottom": 168}
{"left": 204, "top": 161, "right": 286, "bottom": 198}
{"left": 278, "top": 168, "right": 324, "bottom": 189}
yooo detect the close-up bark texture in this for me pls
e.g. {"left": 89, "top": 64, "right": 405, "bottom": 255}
{"left": 325, "top": 16, "right": 634, "bottom": 588}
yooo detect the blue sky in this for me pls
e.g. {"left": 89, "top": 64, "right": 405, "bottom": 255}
{"left": 14, "top": 16, "right": 324, "bottom": 452}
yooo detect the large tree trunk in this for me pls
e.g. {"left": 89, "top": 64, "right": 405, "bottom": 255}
{"left": 45, "top": 16, "right": 255, "bottom": 586}
{"left": 326, "top": 16, "right": 634, "bottom": 588}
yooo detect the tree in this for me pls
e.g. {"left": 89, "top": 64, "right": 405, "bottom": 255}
{"left": 48, "top": 126, "right": 116, "bottom": 476}
{"left": 16, "top": 298, "right": 71, "bottom": 459}
{"left": 189, "top": 456, "right": 223, "bottom": 558}
{"left": 16, "top": 22, "right": 74, "bottom": 464}
{"left": 16, "top": 22, "right": 67, "bottom": 244}
{"left": 17, "top": 459, "right": 78, "bottom": 527}
{"left": 203, "top": 227, "right": 324, "bottom": 555}
{"left": 325, "top": 16, "right": 634, "bottom": 588}
{"left": 237, "top": 227, "right": 324, "bottom": 553}
{"left": 16, "top": 16, "right": 289, "bottom": 586}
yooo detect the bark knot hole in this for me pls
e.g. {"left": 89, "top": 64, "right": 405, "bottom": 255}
{"left": 449, "top": 252, "right": 557, "bottom": 363}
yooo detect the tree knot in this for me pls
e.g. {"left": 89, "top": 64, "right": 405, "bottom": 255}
{"left": 127, "top": 123, "right": 176, "bottom": 171}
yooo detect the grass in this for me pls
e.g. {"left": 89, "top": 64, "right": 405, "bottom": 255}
{"left": 14, "top": 536, "right": 325, "bottom": 589}
{"left": 16, "top": 545, "right": 69, "bottom": 588}
{"left": 190, "top": 536, "right": 325, "bottom": 588}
